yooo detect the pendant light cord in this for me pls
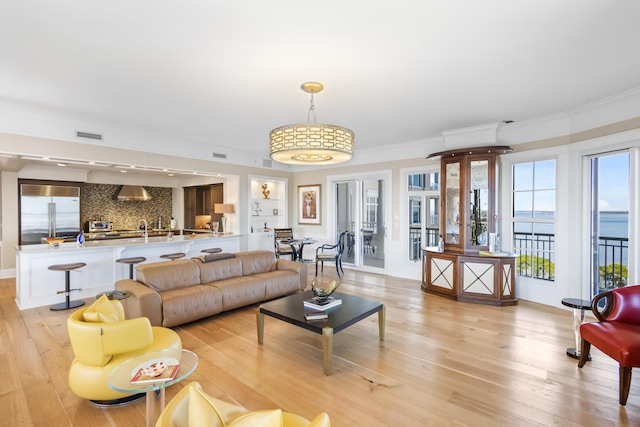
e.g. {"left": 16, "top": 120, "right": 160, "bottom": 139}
{"left": 307, "top": 93, "right": 317, "bottom": 123}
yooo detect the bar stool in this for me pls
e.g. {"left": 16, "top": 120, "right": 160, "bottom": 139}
{"left": 48, "top": 262, "right": 86, "bottom": 311}
{"left": 160, "top": 252, "right": 186, "bottom": 260}
{"left": 116, "top": 256, "right": 146, "bottom": 279}
{"left": 201, "top": 248, "right": 223, "bottom": 254}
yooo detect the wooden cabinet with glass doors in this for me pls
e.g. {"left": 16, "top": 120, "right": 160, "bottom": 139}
{"left": 422, "top": 146, "right": 517, "bottom": 306}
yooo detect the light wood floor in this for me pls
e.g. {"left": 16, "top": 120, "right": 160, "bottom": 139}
{"left": 1, "top": 269, "right": 638, "bottom": 426}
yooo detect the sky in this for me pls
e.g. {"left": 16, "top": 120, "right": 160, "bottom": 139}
{"left": 513, "top": 153, "right": 630, "bottom": 213}
{"left": 598, "top": 152, "right": 629, "bottom": 212}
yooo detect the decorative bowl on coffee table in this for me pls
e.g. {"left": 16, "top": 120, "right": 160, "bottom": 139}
{"left": 311, "top": 278, "right": 340, "bottom": 302}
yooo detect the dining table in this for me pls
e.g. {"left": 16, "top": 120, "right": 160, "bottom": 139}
{"left": 280, "top": 238, "right": 317, "bottom": 262}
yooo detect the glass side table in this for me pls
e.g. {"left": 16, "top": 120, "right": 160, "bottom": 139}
{"left": 561, "top": 298, "right": 592, "bottom": 361}
{"left": 109, "top": 348, "right": 198, "bottom": 427}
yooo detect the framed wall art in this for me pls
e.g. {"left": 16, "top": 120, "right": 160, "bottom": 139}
{"left": 298, "top": 184, "right": 321, "bottom": 225}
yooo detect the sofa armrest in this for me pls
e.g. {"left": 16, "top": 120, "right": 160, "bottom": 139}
{"left": 115, "top": 279, "right": 163, "bottom": 326}
{"left": 276, "top": 259, "right": 309, "bottom": 290}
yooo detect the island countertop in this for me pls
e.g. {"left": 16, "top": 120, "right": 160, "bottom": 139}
{"left": 15, "top": 234, "right": 241, "bottom": 310}
{"left": 16, "top": 232, "right": 236, "bottom": 252}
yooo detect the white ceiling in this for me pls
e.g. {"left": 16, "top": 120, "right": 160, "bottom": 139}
{"left": 1, "top": 1, "right": 640, "bottom": 166}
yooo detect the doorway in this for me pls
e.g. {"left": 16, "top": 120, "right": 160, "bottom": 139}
{"left": 332, "top": 172, "right": 388, "bottom": 274}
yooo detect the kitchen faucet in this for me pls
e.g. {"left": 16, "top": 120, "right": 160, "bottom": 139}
{"left": 139, "top": 220, "right": 148, "bottom": 243}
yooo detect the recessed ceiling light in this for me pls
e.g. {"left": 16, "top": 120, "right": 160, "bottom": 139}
{"left": 42, "top": 157, "right": 50, "bottom": 160}
{"left": 168, "top": 173, "right": 174, "bottom": 176}
{"left": 120, "top": 170, "right": 127, "bottom": 173}
{"left": 57, "top": 163, "right": 66, "bottom": 167}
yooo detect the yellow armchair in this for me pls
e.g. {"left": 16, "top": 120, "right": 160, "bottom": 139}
{"left": 156, "top": 382, "right": 330, "bottom": 427}
{"left": 68, "top": 297, "right": 182, "bottom": 405}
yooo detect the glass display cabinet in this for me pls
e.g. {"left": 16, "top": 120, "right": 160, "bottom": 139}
{"left": 422, "top": 146, "right": 517, "bottom": 306}
{"left": 442, "top": 154, "right": 494, "bottom": 252}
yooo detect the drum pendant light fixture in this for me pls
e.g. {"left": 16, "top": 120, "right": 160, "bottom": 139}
{"left": 269, "top": 82, "right": 354, "bottom": 165}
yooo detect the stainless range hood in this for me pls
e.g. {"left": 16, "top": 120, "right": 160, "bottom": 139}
{"left": 116, "top": 185, "right": 152, "bottom": 201}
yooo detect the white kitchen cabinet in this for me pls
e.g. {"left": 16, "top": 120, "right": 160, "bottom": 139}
{"left": 249, "top": 230, "right": 274, "bottom": 251}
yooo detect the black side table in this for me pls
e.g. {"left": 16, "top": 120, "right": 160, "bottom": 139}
{"left": 561, "top": 298, "right": 592, "bottom": 361}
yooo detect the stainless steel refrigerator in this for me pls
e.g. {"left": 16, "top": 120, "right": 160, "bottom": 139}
{"left": 19, "top": 183, "right": 81, "bottom": 245}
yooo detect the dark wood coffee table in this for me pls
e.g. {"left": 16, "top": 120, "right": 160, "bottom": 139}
{"left": 257, "top": 290, "right": 385, "bottom": 375}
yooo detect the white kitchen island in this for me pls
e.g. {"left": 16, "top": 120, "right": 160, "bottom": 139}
{"left": 15, "top": 233, "right": 240, "bottom": 310}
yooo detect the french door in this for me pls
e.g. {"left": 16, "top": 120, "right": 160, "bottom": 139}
{"left": 332, "top": 172, "right": 388, "bottom": 273}
{"left": 588, "top": 150, "right": 630, "bottom": 298}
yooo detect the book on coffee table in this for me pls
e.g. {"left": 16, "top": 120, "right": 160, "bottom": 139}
{"left": 304, "top": 310, "right": 329, "bottom": 321}
{"left": 303, "top": 296, "right": 342, "bottom": 311}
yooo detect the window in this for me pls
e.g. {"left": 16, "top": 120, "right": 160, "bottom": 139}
{"left": 512, "top": 160, "right": 556, "bottom": 280}
{"left": 408, "top": 173, "right": 439, "bottom": 191}
{"left": 407, "top": 172, "right": 439, "bottom": 261}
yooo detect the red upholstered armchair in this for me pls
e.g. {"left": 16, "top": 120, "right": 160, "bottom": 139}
{"left": 578, "top": 285, "right": 640, "bottom": 405}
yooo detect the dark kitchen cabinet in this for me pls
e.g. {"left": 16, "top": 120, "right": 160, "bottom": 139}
{"left": 210, "top": 184, "right": 224, "bottom": 230}
{"left": 196, "top": 186, "right": 212, "bottom": 215}
{"left": 184, "top": 187, "right": 197, "bottom": 229}
{"left": 183, "top": 184, "right": 224, "bottom": 230}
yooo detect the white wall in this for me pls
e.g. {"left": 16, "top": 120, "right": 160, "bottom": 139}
{"left": 1, "top": 171, "right": 18, "bottom": 277}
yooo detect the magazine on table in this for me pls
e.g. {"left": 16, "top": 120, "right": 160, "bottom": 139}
{"left": 130, "top": 364, "right": 180, "bottom": 384}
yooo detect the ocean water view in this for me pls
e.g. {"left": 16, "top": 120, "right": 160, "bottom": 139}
{"left": 513, "top": 211, "right": 629, "bottom": 238}
{"left": 513, "top": 211, "right": 629, "bottom": 269}
{"left": 598, "top": 211, "right": 630, "bottom": 238}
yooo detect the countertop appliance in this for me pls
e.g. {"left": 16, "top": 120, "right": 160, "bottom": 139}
{"left": 19, "top": 182, "right": 81, "bottom": 245}
{"left": 88, "top": 221, "right": 114, "bottom": 232}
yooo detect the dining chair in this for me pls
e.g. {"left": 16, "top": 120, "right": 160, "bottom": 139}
{"left": 273, "top": 228, "right": 295, "bottom": 260}
{"left": 363, "top": 229, "right": 375, "bottom": 254}
{"left": 315, "top": 231, "right": 347, "bottom": 277}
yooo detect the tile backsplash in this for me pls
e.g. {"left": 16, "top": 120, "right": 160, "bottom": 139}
{"left": 81, "top": 184, "right": 173, "bottom": 231}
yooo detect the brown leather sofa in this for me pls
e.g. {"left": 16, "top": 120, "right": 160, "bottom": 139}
{"left": 115, "top": 250, "right": 308, "bottom": 327}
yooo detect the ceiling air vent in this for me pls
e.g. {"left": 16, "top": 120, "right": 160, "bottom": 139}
{"left": 76, "top": 131, "right": 103, "bottom": 140}
{"left": 262, "top": 159, "right": 272, "bottom": 168}
{"left": 212, "top": 152, "right": 227, "bottom": 159}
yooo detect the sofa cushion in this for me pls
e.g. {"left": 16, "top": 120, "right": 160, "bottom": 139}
{"left": 236, "top": 251, "right": 277, "bottom": 276}
{"left": 136, "top": 259, "right": 201, "bottom": 292}
{"left": 198, "top": 256, "right": 243, "bottom": 284}
{"left": 161, "top": 285, "right": 223, "bottom": 328}
{"left": 208, "top": 276, "right": 267, "bottom": 311}
{"left": 256, "top": 271, "right": 303, "bottom": 300}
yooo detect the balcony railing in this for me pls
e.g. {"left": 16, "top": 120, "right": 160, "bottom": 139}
{"left": 513, "top": 232, "right": 628, "bottom": 288}
{"left": 597, "top": 236, "right": 629, "bottom": 292}
{"left": 409, "top": 227, "right": 440, "bottom": 261}
{"left": 513, "top": 232, "right": 556, "bottom": 280}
